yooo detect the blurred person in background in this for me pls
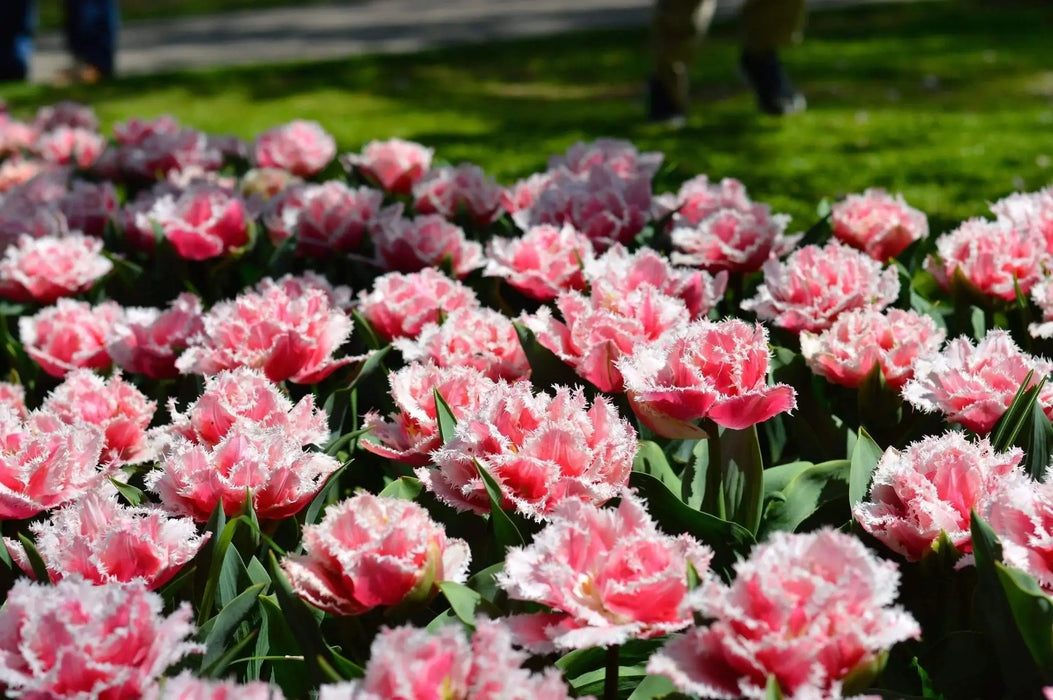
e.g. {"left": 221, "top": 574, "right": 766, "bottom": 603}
{"left": 649, "top": 0, "right": 807, "bottom": 124}
{"left": 0, "top": 0, "right": 119, "bottom": 83}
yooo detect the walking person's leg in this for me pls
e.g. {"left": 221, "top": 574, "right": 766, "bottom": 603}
{"left": 63, "top": 0, "right": 118, "bottom": 80}
{"left": 738, "top": 0, "right": 808, "bottom": 114}
{"left": 648, "top": 0, "right": 718, "bottom": 124}
{"left": 0, "top": 0, "right": 35, "bottom": 82}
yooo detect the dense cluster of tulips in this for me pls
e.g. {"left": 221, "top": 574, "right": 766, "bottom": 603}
{"left": 1, "top": 99, "right": 1053, "bottom": 699}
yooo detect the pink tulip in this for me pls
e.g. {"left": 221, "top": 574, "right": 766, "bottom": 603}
{"left": 0, "top": 381, "right": 26, "bottom": 418}
{"left": 925, "top": 218, "right": 1043, "bottom": 301}
{"left": 991, "top": 185, "right": 1053, "bottom": 254}
{"left": 5, "top": 488, "right": 207, "bottom": 589}
{"left": 548, "top": 137, "right": 663, "bottom": 179}
{"left": 483, "top": 224, "right": 594, "bottom": 302}
{"left": 854, "top": 432, "right": 1022, "bottom": 560}
{"left": 282, "top": 492, "right": 470, "bottom": 615}
{"left": 800, "top": 307, "right": 945, "bottom": 390}
{"left": 0, "top": 156, "right": 47, "bottom": 194}
{"left": 241, "top": 166, "right": 303, "bottom": 200}
{"left": 0, "top": 117, "right": 39, "bottom": 157}
{"left": 362, "top": 362, "right": 497, "bottom": 466}
{"left": 253, "top": 119, "right": 336, "bottom": 177}
{"left": 499, "top": 493, "right": 713, "bottom": 651}
{"left": 425, "top": 382, "right": 636, "bottom": 519}
{"left": 19, "top": 299, "right": 122, "bottom": 377}
{"left": 620, "top": 319, "right": 796, "bottom": 437}
{"left": 118, "top": 128, "right": 223, "bottom": 182}
{"left": 412, "top": 163, "right": 504, "bottom": 226}
{"left": 0, "top": 233, "right": 112, "bottom": 303}
{"left": 265, "top": 181, "right": 384, "bottom": 255}
{"left": 58, "top": 179, "right": 118, "bottom": 237}
{"left": 831, "top": 188, "right": 929, "bottom": 261}
{"left": 36, "top": 125, "right": 106, "bottom": 169}
{"left": 107, "top": 293, "right": 205, "bottom": 379}
{"left": 146, "top": 671, "right": 284, "bottom": 700}
{"left": 141, "top": 184, "right": 249, "bottom": 260}
{"left": 0, "top": 195, "right": 70, "bottom": 251}
{"left": 343, "top": 138, "right": 433, "bottom": 195}
{"left": 33, "top": 100, "right": 99, "bottom": 132}
{"left": 743, "top": 241, "right": 900, "bottom": 333}
{"left": 112, "top": 115, "right": 181, "bottom": 146}
{"left": 649, "top": 529, "right": 920, "bottom": 700}
{"left": 986, "top": 471, "right": 1053, "bottom": 592}
{"left": 902, "top": 329, "right": 1053, "bottom": 434}
{"left": 356, "top": 267, "right": 479, "bottom": 342}
{"left": 0, "top": 578, "right": 201, "bottom": 699}
{"left": 371, "top": 213, "right": 485, "bottom": 279}
{"left": 395, "top": 306, "right": 530, "bottom": 381}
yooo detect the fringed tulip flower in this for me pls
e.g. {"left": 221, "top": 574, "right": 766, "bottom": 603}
{"left": 356, "top": 267, "right": 479, "bottom": 341}
{"left": 0, "top": 578, "right": 201, "bottom": 699}
{"left": 253, "top": 119, "right": 336, "bottom": 177}
{"left": 362, "top": 362, "right": 496, "bottom": 466}
{"left": 177, "top": 275, "right": 359, "bottom": 384}
{"left": 483, "top": 224, "right": 594, "bottom": 302}
{"left": 585, "top": 244, "right": 727, "bottom": 319}
{"left": 986, "top": 471, "right": 1053, "bottom": 592}
{"left": 119, "top": 128, "right": 223, "bottom": 182}
{"left": 33, "top": 100, "right": 99, "bottom": 132}
{"left": 0, "top": 233, "right": 112, "bottom": 303}
{"left": 0, "top": 194, "right": 70, "bottom": 250}
{"left": 991, "top": 186, "right": 1053, "bottom": 254}
{"left": 831, "top": 188, "right": 929, "bottom": 261}
{"left": 342, "top": 138, "right": 433, "bottom": 195}
{"left": 41, "top": 369, "right": 156, "bottom": 465}
{"left": 800, "top": 308, "right": 946, "bottom": 390}
{"left": 925, "top": 218, "right": 1044, "bottom": 301}
{"left": 0, "top": 408, "right": 110, "bottom": 520}
{"left": 498, "top": 493, "right": 713, "bottom": 651}
{"left": 0, "top": 381, "right": 26, "bottom": 418}
{"left": 655, "top": 175, "right": 798, "bottom": 273}
{"left": 412, "top": 163, "right": 504, "bottom": 226}
{"left": 522, "top": 281, "right": 691, "bottom": 393}
{"left": 649, "top": 529, "right": 920, "bottom": 700}
{"left": 0, "top": 117, "right": 39, "bottom": 157}
{"left": 4, "top": 488, "right": 207, "bottom": 589}
{"left": 281, "top": 492, "right": 470, "bottom": 615}
{"left": 141, "top": 184, "right": 249, "bottom": 260}
{"left": 335, "top": 620, "right": 578, "bottom": 699}
{"left": 36, "top": 125, "right": 106, "bottom": 169}
{"left": 265, "top": 181, "right": 383, "bottom": 255}
{"left": 742, "top": 241, "right": 900, "bottom": 333}
{"left": 902, "top": 329, "right": 1053, "bottom": 434}
{"left": 425, "top": 382, "right": 637, "bottom": 519}
{"left": 19, "top": 298, "right": 122, "bottom": 377}
{"left": 107, "top": 293, "right": 204, "bottom": 379}
{"left": 619, "top": 319, "right": 796, "bottom": 438}
{"left": 113, "top": 115, "right": 181, "bottom": 146}
{"left": 395, "top": 306, "right": 530, "bottom": 381}
{"left": 150, "top": 428, "right": 340, "bottom": 522}
{"left": 146, "top": 671, "right": 284, "bottom": 700}
{"left": 371, "top": 213, "right": 485, "bottom": 279}
{"left": 167, "top": 367, "right": 328, "bottom": 449}
{"left": 853, "top": 433, "right": 1022, "bottom": 560}
{"left": 0, "top": 156, "right": 47, "bottom": 194}
{"left": 58, "top": 179, "right": 118, "bottom": 237}
{"left": 548, "top": 137, "right": 663, "bottom": 179}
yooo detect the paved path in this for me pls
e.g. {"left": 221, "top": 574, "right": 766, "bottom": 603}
{"left": 31, "top": 0, "right": 915, "bottom": 82}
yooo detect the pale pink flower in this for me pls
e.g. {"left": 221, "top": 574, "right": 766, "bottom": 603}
{"left": 991, "top": 186, "right": 1053, "bottom": 254}
{"left": 0, "top": 156, "right": 47, "bottom": 193}
{"left": 149, "top": 428, "right": 341, "bottom": 522}
{"left": 119, "top": 128, "right": 224, "bottom": 182}
{"left": 0, "top": 118, "right": 38, "bottom": 157}
{"left": 853, "top": 433, "right": 1022, "bottom": 560}
{"left": 356, "top": 267, "right": 480, "bottom": 342}
{"left": 0, "top": 578, "right": 200, "bottom": 699}
{"left": 800, "top": 308, "right": 946, "bottom": 390}
{"left": 167, "top": 367, "right": 328, "bottom": 449}
{"left": 141, "top": 184, "right": 249, "bottom": 260}
{"left": 655, "top": 175, "right": 798, "bottom": 273}
{"left": 343, "top": 138, "right": 434, "bottom": 195}
{"left": 253, "top": 119, "right": 336, "bottom": 177}
{"left": 619, "top": 319, "right": 796, "bottom": 438}
{"left": 1031, "top": 277, "right": 1053, "bottom": 339}
{"left": 483, "top": 224, "right": 594, "bottom": 302}
{"left": 267, "top": 181, "right": 384, "bottom": 255}
{"left": 35, "top": 125, "right": 106, "bottom": 169}
{"left": 107, "top": 293, "right": 205, "bottom": 380}
{"left": 831, "top": 189, "right": 929, "bottom": 261}
{"left": 512, "top": 165, "right": 651, "bottom": 251}
{"left": 177, "top": 275, "right": 359, "bottom": 384}
{"left": 501, "top": 171, "right": 554, "bottom": 216}
{"left": 240, "top": 166, "right": 303, "bottom": 200}
{"left": 585, "top": 244, "right": 727, "bottom": 319}
{"left": 925, "top": 218, "right": 1044, "bottom": 301}
{"left": 0, "top": 232, "right": 111, "bottom": 303}
{"left": 498, "top": 493, "right": 713, "bottom": 651}
{"left": 41, "top": 370, "right": 156, "bottom": 465}
{"left": 412, "top": 163, "right": 504, "bottom": 226}
{"left": 58, "top": 179, "right": 118, "bottom": 237}
{"left": 0, "top": 408, "right": 109, "bottom": 520}
{"left": 424, "top": 382, "right": 636, "bottom": 519}
{"left": 4, "top": 488, "right": 207, "bottom": 589}
{"left": 146, "top": 671, "right": 284, "bottom": 700}
{"left": 549, "top": 138, "right": 663, "bottom": 179}
{"left": 648, "top": 529, "right": 920, "bottom": 700}
{"left": 112, "top": 115, "right": 181, "bottom": 146}
{"left": 19, "top": 299, "right": 122, "bottom": 377}
{"left": 521, "top": 281, "right": 690, "bottom": 393}
{"left": 902, "top": 329, "right": 1053, "bottom": 434}
{"left": 0, "top": 381, "right": 26, "bottom": 418}
{"left": 395, "top": 306, "right": 530, "bottom": 382}
{"left": 362, "top": 362, "right": 497, "bottom": 466}
{"left": 986, "top": 471, "right": 1053, "bottom": 592}
{"left": 339, "top": 620, "right": 578, "bottom": 700}
{"left": 371, "top": 213, "right": 485, "bottom": 279}
{"left": 33, "top": 101, "right": 99, "bottom": 132}
{"left": 282, "top": 492, "right": 470, "bottom": 615}
{"left": 742, "top": 241, "right": 900, "bottom": 333}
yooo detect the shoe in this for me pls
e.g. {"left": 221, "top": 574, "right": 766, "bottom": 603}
{"left": 646, "top": 76, "right": 688, "bottom": 128}
{"left": 51, "top": 63, "right": 109, "bottom": 88}
{"left": 739, "top": 51, "right": 806, "bottom": 116}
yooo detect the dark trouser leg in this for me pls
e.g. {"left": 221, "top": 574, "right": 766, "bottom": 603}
{"left": 64, "top": 0, "right": 118, "bottom": 75}
{"left": 0, "top": 0, "right": 34, "bottom": 81}
{"left": 651, "top": 0, "right": 718, "bottom": 114}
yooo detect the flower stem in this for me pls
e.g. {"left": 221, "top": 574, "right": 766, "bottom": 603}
{"left": 604, "top": 644, "right": 620, "bottom": 700}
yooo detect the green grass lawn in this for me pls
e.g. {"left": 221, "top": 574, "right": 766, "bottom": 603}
{"left": 7, "top": 0, "right": 1053, "bottom": 234}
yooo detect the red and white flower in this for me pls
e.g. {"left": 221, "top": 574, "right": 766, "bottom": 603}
{"left": 925, "top": 217, "right": 1044, "bottom": 301}
{"left": 356, "top": 267, "right": 479, "bottom": 342}
{"left": 343, "top": 138, "right": 433, "bottom": 195}
{"left": 484, "top": 224, "right": 594, "bottom": 302}
{"left": 831, "top": 188, "right": 929, "bottom": 261}
{"left": 371, "top": 213, "right": 485, "bottom": 279}
{"left": 253, "top": 119, "right": 337, "bottom": 177}
{"left": 395, "top": 306, "right": 530, "bottom": 381}
{"left": 412, "top": 163, "right": 504, "bottom": 226}
{"left": 0, "top": 233, "right": 112, "bottom": 303}
{"left": 107, "top": 293, "right": 204, "bottom": 380}
{"left": 19, "top": 299, "right": 122, "bottom": 377}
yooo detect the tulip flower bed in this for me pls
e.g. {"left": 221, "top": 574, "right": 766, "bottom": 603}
{"left": 2, "top": 100, "right": 1053, "bottom": 700}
